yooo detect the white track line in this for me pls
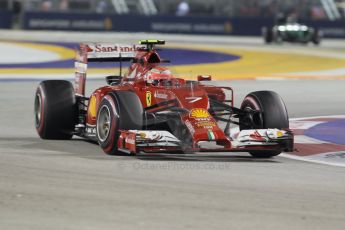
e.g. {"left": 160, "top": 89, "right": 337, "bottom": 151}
{"left": 290, "top": 115, "right": 345, "bottom": 120}
{"left": 280, "top": 153, "right": 345, "bottom": 167}
{"left": 280, "top": 116, "right": 345, "bottom": 167}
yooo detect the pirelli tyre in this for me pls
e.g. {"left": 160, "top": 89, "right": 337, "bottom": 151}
{"left": 240, "top": 91, "right": 289, "bottom": 158}
{"left": 96, "top": 91, "right": 143, "bottom": 155}
{"left": 35, "top": 80, "right": 76, "bottom": 139}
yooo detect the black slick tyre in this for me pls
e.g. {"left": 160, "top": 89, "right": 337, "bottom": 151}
{"left": 34, "top": 80, "right": 76, "bottom": 139}
{"left": 240, "top": 91, "right": 289, "bottom": 158}
{"left": 96, "top": 91, "right": 143, "bottom": 155}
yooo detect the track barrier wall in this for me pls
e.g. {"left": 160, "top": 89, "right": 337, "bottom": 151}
{"left": 22, "top": 12, "right": 345, "bottom": 38}
{"left": 0, "top": 10, "right": 12, "bottom": 29}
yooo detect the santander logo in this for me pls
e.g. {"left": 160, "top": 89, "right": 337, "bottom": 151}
{"left": 85, "top": 45, "right": 94, "bottom": 52}
{"left": 88, "top": 44, "right": 142, "bottom": 53}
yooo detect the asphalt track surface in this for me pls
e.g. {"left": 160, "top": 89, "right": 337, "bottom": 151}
{"left": 0, "top": 31, "right": 345, "bottom": 230}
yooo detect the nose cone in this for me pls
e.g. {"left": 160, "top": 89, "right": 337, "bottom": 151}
{"left": 172, "top": 87, "right": 209, "bottom": 110}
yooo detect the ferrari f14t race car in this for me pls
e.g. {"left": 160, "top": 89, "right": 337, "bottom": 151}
{"left": 34, "top": 40, "right": 294, "bottom": 158}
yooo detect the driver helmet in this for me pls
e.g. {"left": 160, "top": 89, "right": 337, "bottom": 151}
{"left": 146, "top": 67, "right": 173, "bottom": 86}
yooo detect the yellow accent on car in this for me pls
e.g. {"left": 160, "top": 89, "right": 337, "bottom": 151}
{"left": 139, "top": 40, "right": 165, "bottom": 45}
{"left": 88, "top": 95, "right": 97, "bottom": 118}
{"left": 190, "top": 108, "right": 210, "bottom": 119}
{"left": 146, "top": 91, "right": 152, "bottom": 107}
{"left": 139, "top": 132, "right": 147, "bottom": 139}
{"left": 277, "top": 130, "right": 284, "bottom": 137}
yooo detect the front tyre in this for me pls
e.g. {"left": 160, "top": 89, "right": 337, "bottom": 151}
{"left": 34, "top": 80, "right": 76, "bottom": 139}
{"left": 240, "top": 91, "right": 289, "bottom": 158}
{"left": 96, "top": 91, "right": 143, "bottom": 155}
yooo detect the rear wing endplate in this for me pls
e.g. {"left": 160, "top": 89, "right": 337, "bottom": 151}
{"left": 74, "top": 43, "right": 144, "bottom": 96}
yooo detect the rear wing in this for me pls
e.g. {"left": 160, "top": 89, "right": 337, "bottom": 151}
{"left": 74, "top": 43, "right": 144, "bottom": 96}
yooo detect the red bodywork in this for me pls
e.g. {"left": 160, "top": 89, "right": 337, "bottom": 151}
{"left": 74, "top": 42, "right": 292, "bottom": 154}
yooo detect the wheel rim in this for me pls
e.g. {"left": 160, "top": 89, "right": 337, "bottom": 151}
{"left": 242, "top": 105, "right": 263, "bottom": 128}
{"left": 97, "top": 105, "right": 111, "bottom": 142}
{"left": 34, "top": 93, "right": 42, "bottom": 128}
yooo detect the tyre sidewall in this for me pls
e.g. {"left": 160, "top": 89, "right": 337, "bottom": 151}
{"left": 241, "top": 91, "right": 289, "bottom": 129}
{"left": 35, "top": 85, "right": 46, "bottom": 136}
{"left": 96, "top": 91, "right": 143, "bottom": 155}
{"left": 240, "top": 91, "right": 289, "bottom": 158}
{"left": 239, "top": 95, "right": 262, "bottom": 130}
{"left": 96, "top": 94, "right": 120, "bottom": 154}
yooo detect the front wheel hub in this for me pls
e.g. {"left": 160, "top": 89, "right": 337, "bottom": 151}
{"left": 97, "top": 105, "right": 111, "bottom": 142}
{"left": 241, "top": 107, "right": 263, "bottom": 129}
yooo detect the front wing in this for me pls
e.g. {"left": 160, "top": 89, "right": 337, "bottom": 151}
{"left": 117, "top": 129, "right": 293, "bottom": 154}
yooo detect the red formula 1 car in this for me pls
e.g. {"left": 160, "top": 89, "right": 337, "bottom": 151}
{"left": 34, "top": 40, "right": 293, "bottom": 158}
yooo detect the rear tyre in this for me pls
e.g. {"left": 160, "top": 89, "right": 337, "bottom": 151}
{"left": 312, "top": 29, "right": 321, "bottom": 45}
{"left": 34, "top": 80, "right": 76, "bottom": 139}
{"left": 96, "top": 91, "right": 143, "bottom": 155}
{"left": 263, "top": 27, "right": 273, "bottom": 43}
{"left": 240, "top": 91, "right": 289, "bottom": 158}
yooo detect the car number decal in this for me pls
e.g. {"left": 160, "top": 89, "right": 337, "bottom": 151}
{"left": 186, "top": 97, "right": 202, "bottom": 103}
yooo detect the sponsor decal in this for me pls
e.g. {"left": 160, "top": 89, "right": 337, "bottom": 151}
{"left": 190, "top": 108, "right": 210, "bottom": 119}
{"left": 76, "top": 48, "right": 87, "bottom": 62}
{"left": 146, "top": 91, "right": 152, "bottom": 107}
{"left": 137, "top": 131, "right": 177, "bottom": 142}
{"left": 74, "top": 72, "right": 86, "bottom": 95}
{"left": 186, "top": 97, "right": 202, "bottom": 103}
{"left": 185, "top": 120, "right": 195, "bottom": 135}
{"left": 139, "top": 132, "right": 146, "bottom": 139}
{"left": 151, "top": 132, "right": 162, "bottom": 140}
{"left": 249, "top": 130, "right": 266, "bottom": 141}
{"left": 28, "top": 19, "right": 108, "bottom": 30}
{"left": 86, "top": 125, "right": 96, "bottom": 135}
{"left": 90, "top": 44, "right": 142, "bottom": 53}
{"left": 151, "top": 22, "right": 229, "bottom": 34}
{"left": 196, "top": 121, "right": 217, "bottom": 128}
{"left": 207, "top": 130, "right": 216, "bottom": 140}
{"left": 85, "top": 45, "right": 94, "bottom": 52}
{"left": 75, "top": 62, "right": 87, "bottom": 74}
{"left": 126, "top": 136, "right": 136, "bottom": 145}
{"left": 320, "top": 27, "right": 345, "bottom": 37}
{"left": 88, "top": 95, "right": 97, "bottom": 118}
{"left": 154, "top": 92, "right": 168, "bottom": 100}
{"left": 266, "top": 129, "right": 285, "bottom": 139}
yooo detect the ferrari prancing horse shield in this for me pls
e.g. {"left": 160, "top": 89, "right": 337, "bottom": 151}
{"left": 146, "top": 91, "right": 152, "bottom": 106}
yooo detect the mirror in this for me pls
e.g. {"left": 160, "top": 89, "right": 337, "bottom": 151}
{"left": 106, "top": 75, "right": 122, "bottom": 86}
